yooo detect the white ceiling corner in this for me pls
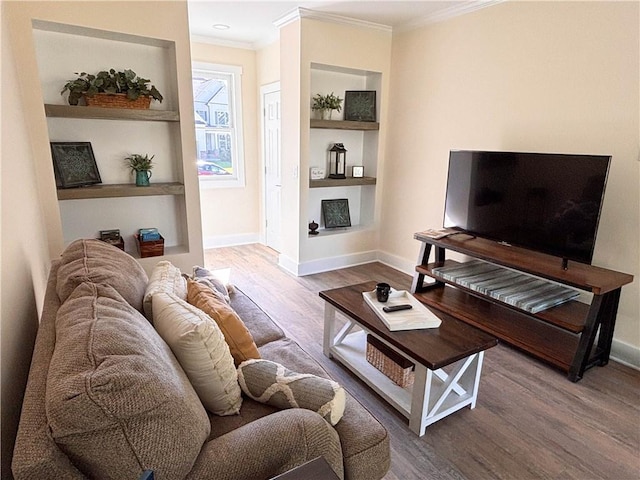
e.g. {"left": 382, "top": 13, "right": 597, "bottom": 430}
{"left": 188, "top": 1, "right": 506, "bottom": 50}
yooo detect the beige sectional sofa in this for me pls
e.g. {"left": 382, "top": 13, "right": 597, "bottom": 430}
{"left": 12, "top": 239, "right": 390, "bottom": 479}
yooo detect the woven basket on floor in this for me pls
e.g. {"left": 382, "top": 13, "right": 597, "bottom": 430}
{"left": 84, "top": 93, "right": 151, "bottom": 109}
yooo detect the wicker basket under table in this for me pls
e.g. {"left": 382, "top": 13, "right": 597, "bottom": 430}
{"left": 366, "top": 334, "right": 415, "bottom": 388}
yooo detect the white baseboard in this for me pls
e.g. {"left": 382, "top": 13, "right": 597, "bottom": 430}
{"left": 296, "top": 250, "right": 378, "bottom": 276}
{"left": 376, "top": 250, "right": 416, "bottom": 276}
{"left": 203, "top": 233, "right": 260, "bottom": 249}
{"left": 277, "top": 253, "right": 300, "bottom": 276}
{"left": 610, "top": 338, "right": 640, "bottom": 370}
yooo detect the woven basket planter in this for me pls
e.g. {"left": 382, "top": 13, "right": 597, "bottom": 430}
{"left": 84, "top": 93, "right": 151, "bottom": 109}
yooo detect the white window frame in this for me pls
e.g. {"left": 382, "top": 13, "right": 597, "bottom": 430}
{"left": 192, "top": 62, "right": 245, "bottom": 188}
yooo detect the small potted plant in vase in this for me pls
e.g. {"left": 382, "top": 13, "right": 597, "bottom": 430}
{"left": 125, "top": 154, "right": 154, "bottom": 186}
{"left": 312, "top": 92, "right": 343, "bottom": 120}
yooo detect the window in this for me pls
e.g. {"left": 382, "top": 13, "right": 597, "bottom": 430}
{"left": 192, "top": 63, "right": 244, "bottom": 186}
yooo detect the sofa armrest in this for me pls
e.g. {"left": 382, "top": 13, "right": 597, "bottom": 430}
{"left": 12, "top": 261, "right": 88, "bottom": 479}
{"left": 186, "top": 409, "right": 344, "bottom": 480}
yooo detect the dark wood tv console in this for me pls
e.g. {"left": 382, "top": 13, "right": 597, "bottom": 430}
{"left": 410, "top": 231, "right": 634, "bottom": 382}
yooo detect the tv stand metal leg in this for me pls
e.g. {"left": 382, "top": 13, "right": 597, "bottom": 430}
{"left": 568, "top": 289, "right": 620, "bottom": 381}
{"left": 411, "top": 242, "right": 432, "bottom": 293}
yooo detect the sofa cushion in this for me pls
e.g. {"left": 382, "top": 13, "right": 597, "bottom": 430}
{"left": 187, "top": 279, "right": 260, "bottom": 365}
{"left": 56, "top": 238, "right": 148, "bottom": 312}
{"left": 46, "top": 282, "right": 209, "bottom": 479}
{"left": 153, "top": 292, "right": 243, "bottom": 416}
{"left": 237, "top": 359, "right": 345, "bottom": 426}
{"left": 143, "top": 260, "right": 187, "bottom": 321}
{"left": 228, "top": 287, "right": 286, "bottom": 347}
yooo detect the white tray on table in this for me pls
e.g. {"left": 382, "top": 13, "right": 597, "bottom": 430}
{"left": 362, "top": 289, "right": 442, "bottom": 331}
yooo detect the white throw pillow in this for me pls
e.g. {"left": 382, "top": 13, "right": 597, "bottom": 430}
{"left": 143, "top": 261, "right": 187, "bottom": 321}
{"left": 152, "top": 292, "right": 242, "bottom": 416}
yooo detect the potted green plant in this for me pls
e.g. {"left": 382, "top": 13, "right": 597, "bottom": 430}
{"left": 61, "top": 69, "right": 163, "bottom": 108}
{"left": 125, "top": 153, "right": 154, "bottom": 186}
{"left": 312, "top": 92, "right": 343, "bottom": 120}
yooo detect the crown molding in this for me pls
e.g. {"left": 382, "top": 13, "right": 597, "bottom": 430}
{"left": 397, "top": 0, "right": 507, "bottom": 32}
{"left": 274, "top": 7, "right": 392, "bottom": 33}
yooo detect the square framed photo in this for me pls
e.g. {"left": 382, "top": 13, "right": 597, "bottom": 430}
{"left": 50, "top": 142, "right": 101, "bottom": 188}
{"left": 322, "top": 199, "right": 351, "bottom": 229}
{"left": 344, "top": 90, "right": 376, "bottom": 122}
{"left": 352, "top": 166, "right": 364, "bottom": 178}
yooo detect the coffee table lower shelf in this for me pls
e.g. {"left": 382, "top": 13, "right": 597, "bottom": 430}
{"left": 324, "top": 305, "right": 485, "bottom": 436}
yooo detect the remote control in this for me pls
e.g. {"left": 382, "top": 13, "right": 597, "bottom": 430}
{"left": 382, "top": 304, "right": 413, "bottom": 313}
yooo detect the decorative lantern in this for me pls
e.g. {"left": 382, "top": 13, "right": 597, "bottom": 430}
{"left": 328, "top": 143, "right": 347, "bottom": 179}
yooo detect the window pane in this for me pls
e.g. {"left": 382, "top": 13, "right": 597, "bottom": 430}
{"left": 192, "top": 72, "right": 234, "bottom": 178}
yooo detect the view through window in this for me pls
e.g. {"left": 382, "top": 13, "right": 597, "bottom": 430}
{"left": 192, "top": 63, "right": 244, "bottom": 185}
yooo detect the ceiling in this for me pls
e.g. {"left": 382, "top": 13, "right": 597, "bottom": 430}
{"left": 187, "top": 1, "right": 500, "bottom": 48}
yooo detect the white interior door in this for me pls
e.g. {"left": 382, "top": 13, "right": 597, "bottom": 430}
{"left": 262, "top": 84, "right": 281, "bottom": 251}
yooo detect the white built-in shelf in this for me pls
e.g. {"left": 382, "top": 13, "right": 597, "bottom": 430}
{"left": 308, "top": 224, "right": 375, "bottom": 238}
{"left": 57, "top": 182, "right": 185, "bottom": 200}
{"left": 310, "top": 119, "right": 379, "bottom": 130}
{"left": 309, "top": 176, "right": 377, "bottom": 188}
{"left": 45, "top": 104, "right": 180, "bottom": 122}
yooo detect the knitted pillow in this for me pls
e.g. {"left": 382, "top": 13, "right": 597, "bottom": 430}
{"left": 186, "top": 279, "right": 260, "bottom": 366}
{"left": 152, "top": 292, "right": 242, "bottom": 416}
{"left": 143, "top": 261, "right": 187, "bottom": 321}
{"left": 237, "top": 359, "right": 346, "bottom": 426}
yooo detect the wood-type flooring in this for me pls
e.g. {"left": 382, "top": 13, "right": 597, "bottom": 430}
{"left": 204, "top": 244, "right": 640, "bottom": 480}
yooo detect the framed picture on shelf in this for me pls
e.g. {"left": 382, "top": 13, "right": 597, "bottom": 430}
{"left": 352, "top": 166, "right": 364, "bottom": 178}
{"left": 322, "top": 199, "right": 351, "bottom": 228}
{"left": 50, "top": 142, "right": 101, "bottom": 188}
{"left": 344, "top": 90, "right": 376, "bottom": 122}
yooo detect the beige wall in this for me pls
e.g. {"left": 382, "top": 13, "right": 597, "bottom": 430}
{"left": 278, "top": 20, "right": 303, "bottom": 266}
{"left": 191, "top": 42, "right": 261, "bottom": 247}
{"left": 382, "top": 1, "right": 639, "bottom": 350}
{"left": 1, "top": 4, "right": 52, "bottom": 474}
{"left": 257, "top": 40, "right": 281, "bottom": 87}
{"left": 1, "top": 1, "right": 197, "bottom": 475}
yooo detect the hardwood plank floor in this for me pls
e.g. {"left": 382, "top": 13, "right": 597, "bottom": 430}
{"left": 204, "top": 244, "right": 640, "bottom": 480}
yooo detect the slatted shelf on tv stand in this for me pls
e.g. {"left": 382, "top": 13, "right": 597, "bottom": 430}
{"left": 410, "top": 232, "right": 634, "bottom": 382}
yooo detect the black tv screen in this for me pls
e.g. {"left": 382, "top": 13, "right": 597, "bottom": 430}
{"left": 443, "top": 150, "right": 611, "bottom": 264}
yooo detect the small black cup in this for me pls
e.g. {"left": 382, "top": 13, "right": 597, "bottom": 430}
{"left": 376, "top": 282, "right": 391, "bottom": 302}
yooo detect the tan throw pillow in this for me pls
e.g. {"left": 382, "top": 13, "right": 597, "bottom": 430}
{"left": 152, "top": 292, "right": 242, "bottom": 416}
{"left": 47, "top": 282, "right": 209, "bottom": 479}
{"left": 237, "top": 359, "right": 346, "bottom": 426}
{"left": 186, "top": 279, "right": 260, "bottom": 366}
{"left": 143, "top": 261, "right": 187, "bottom": 321}
{"left": 56, "top": 238, "right": 148, "bottom": 311}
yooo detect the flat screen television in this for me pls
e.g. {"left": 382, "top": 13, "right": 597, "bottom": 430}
{"left": 443, "top": 150, "right": 611, "bottom": 265}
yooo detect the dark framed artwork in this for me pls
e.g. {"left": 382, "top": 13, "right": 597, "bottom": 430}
{"left": 344, "top": 90, "right": 376, "bottom": 122}
{"left": 322, "top": 199, "right": 351, "bottom": 228}
{"left": 50, "top": 142, "right": 101, "bottom": 188}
